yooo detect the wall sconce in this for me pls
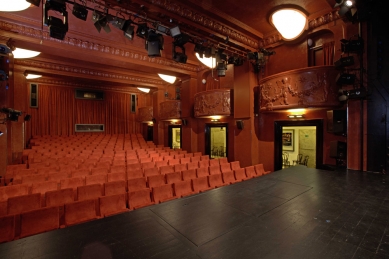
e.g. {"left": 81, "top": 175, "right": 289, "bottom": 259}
{"left": 137, "top": 87, "right": 150, "bottom": 93}
{"left": 24, "top": 71, "right": 42, "bottom": 79}
{"left": 287, "top": 114, "right": 305, "bottom": 119}
{"left": 210, "top": 115, "right": 221, "bottom": 122}
{"left": 171, "top": 119, "right": 179, "bottom": 124}
{"left": 0, "top": 131, "right": 3, "bottom": 136}
{"left": 158, "top": 74, "right": 177, "bottom": 84}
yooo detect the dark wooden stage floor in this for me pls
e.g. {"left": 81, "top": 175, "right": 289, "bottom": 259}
{"left": 1, "top": 166, "right": 389, "bottom": 259}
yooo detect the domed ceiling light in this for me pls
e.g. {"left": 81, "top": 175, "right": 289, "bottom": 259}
{"left": 12, "top": 47, "right": 40, "bottom": 59}
{"left": 137, "top": 87, "right": 150, "bottom": 93}
{"left": 158, "top": 74, "right": 177, "bottom": 84}
{"left": 25, "top": 73, "right": 42, "bottom": 79}
{"left": 195, "top": 53, "right": 216, "bottom": 69}
{"left": 0, "top": 0, "right": 31, "bottom": 12}
{"left": 270, "top": 8, "right": 307, "bottom": 40}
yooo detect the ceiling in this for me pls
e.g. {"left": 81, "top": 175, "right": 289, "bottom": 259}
{"left": 0, "top": 0, "right": 340, "bottom": 91}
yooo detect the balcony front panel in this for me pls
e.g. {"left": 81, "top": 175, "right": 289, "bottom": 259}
{"left": 258, "top": 66, "right": 342, "bottom": 111}
{"left": 138, "top": 106, "right": 153, "bottom": 122}
{"left": 159, "top": 100, "right": 181, "bottom": 121}
{"left": 194, "top": 89, "right": 231, "bottom": 118}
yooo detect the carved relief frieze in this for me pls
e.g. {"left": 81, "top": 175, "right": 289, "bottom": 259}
{"left": 0, "top": 19, "right": 199, "bottom": 72}
{"left": 14, "top": 59, "right": 164, "bottom": 85}
{"left": 159, "top": 100, "right": 181, "bottom": 120}
{"left": 194, "top": 89, "right": 231, "bottom": 117}
{"left": 258, "top": 66, "right": 341, "bottom": 111}
{"left": 138, "top": 106, "right": 153, "bottom": 122}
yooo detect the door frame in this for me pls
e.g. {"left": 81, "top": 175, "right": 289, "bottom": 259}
{"left": 205, "top": 123, "right": 228, "bottom": 158}
{"left": 274, "top": 119, "right": 324, "bottom": 171}
{"left": 168, "top": 125, "right": 181, "bottom": 149}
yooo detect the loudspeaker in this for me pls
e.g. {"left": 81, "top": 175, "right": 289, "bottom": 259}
{"left": 182, "top": 119, "right": 188, "bottom": 126}
{"left": 327, "top": 110, "right": 346, "bottom": 134}
{"left": 329, "top": 141, "right": 347, "bottom": 159}
{"left": 236, "top": 120, "right": 244, "bottom": 130}
{"left": 30, "top": 83, "right": 38, "bottom": 108}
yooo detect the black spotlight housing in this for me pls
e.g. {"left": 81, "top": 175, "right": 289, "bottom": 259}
{"left": 136, "top": 23, "right": 149, "bottom": 39}
{"left": 72, "top": 3, "right": 88, "bottom": 21}
{"left": 340, "top": 39, "right": 364, "bottom": 53}
{"left": 122, "top": 20, "right": 135, "bottom": 40}
{"left": 173, "top": 45, "right": 187, "bottom": 64}
{"left": 146, "top": 30, "right": 164, "bottom": 57}
{"left": 217, "top": 61, "right": 227, "bottom": 77}
{"left": 43, "top": 0, "right": 68, "bottom": 40}
{"left": 27, "top": 0, "right": 41, "bottom": 7}
{"left": 24, "top": 114, "right": 31, "bottom": 121}
{"left": 92, "top": 11, "right": 111, "bottom": 33}
{"left": 336, "top": 73, "right": 356, "bottom": 85}
{"left": 335, "top": 56, "right": 355, "bottom": 68}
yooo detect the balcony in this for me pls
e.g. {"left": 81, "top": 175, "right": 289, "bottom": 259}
{"left": 194, "top": 89, "right": 231, "bottom": 118}
{"left": 159, "top": 100, "right": 181, "bottom": 121}
{"left": 137, "top": 106, "right": 153, "bottom": 122}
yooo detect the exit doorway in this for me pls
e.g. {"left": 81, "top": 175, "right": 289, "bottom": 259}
{"left": 168, "top": 125, "right": 181, "bottom": 149}
{"left": 275, "top": 120, "right": 324, "bottom": 171}
{"left": 205, "top": 124, "right": 228, "bottom": 159}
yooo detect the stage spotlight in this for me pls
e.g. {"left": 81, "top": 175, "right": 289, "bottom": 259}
{"left": 173, "top": 45, "right": 187, "bottom": 64}
{"left": 43, "top": 0, "right": 68, "bottom": 40}
{"left": 92, "top": 11, "right": 111, "bottom": 33}
{"left": 24, "top": 114, "right": 31, "bottom": 121}
{"left": 228, "top": 56, "right": 244, "bottom": 66}
{"left": 27, "top": 0, "right": 41, "bottom": 7}
{"left": 155, "top": 23, "right": 169, "bottom": 35}
{"left": 194, "top": 44, "right": 205, "bottom": 57}
{"left": 72, "top": 3, "right": 88, "bottom": 21}
{"left": 122, "top": 20, "right": 135, "bottom": 40}
{"left": 136, "top": 23, "right": 149, "bottom": 39}
{"left": 335, "top": 56, "right": 355, "bottom": 68}
{"left": 336, "top": 73, "right": 356, "bottom": 85}
{"left": 340, "top": 39, "right": 363, "bottom": 53}
{"left": 146, "top": 30, "right": 164, "bottom": 57}
{"left": 170, "top": 26, "right": 181, "bottom": 37}
{"left": 110, "top": 16, "right": 126, "bottom": 30}
{"left": 174, "top": 33, "right": 190, "bottom": 46}
{"left": 217, "top": 61, "right": 227, "bottom": 77}
{"left": 247, "top": 52, "right": 259, "bottom": 60}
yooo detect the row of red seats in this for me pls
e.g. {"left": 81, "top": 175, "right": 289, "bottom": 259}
{"left": 0, "top": 164, "right": 270, "bottom": 243}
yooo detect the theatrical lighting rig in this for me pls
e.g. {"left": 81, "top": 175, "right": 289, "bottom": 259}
{"left": 1, "top": 108, "right": 23, "bottom": 122}
{"left": 43, "top": 0, "right": 68, "bottom": 40}
{"left": 247, "top": 48, "right": 276, "bottom": 73}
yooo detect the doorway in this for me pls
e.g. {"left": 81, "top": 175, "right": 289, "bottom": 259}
{"left": 275, "top": 120, "right": 324, "bottom": 171}
{"left": 147, "top": 125, "right": 153, "bottom": 142}
{"left": 168, "top": 125, "right": 181, "bottom": 149}
{"left": 205, "top": 124, "right": 228, "bottom": 159}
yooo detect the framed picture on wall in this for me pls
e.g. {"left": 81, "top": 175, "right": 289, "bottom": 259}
{"left": 282, "top": 130, "right": 294, "bottom": 151}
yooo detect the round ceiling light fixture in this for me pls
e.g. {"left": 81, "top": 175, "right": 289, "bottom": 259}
{"left": 270, "top": 8, "right": 307, "bottom": 40}
{"left": 158, "top": 74, "right": 177, "bottom": 84}
{"left": 12, "top": 47, "right": 41, "bottom": 59}
{"left": 0, "top": 0, "right": 31, "bottom": 12}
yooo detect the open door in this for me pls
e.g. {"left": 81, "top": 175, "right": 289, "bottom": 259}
{"left": 168, "top": 125, "right": 181, "bottom": 149}
{"left": 205, "top": 124, "right": 228, "bottom": 159}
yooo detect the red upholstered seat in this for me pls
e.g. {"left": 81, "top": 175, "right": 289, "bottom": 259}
{"left": 180, "top": 157, "right": 190, "bottom": 164}
{"left": 152, "top": 184, "right": 175, "bottom": 203}
{"left": 21, "top": 173, "right": 47, "bottom": 184}
{"left": 200, "top": 155, "right": 209, "bottom": 161}
{"left": 187, "top": 162, "right": 198, "bottom": 170}
{"left": 48, "top": 172, "right": 69, "bottom": 182}
{"left": 222, "top": 171, "right": 236, "bottom": 185}
{"left": 147, "top": 175, "right": 166, "bottom": 188}
{"left": 192, "top": 176, "right": 212, "bottom": 193}
{"left": 110, "top": 165, "right": 126, "bottom": 174}
{"left": 127, "top": 169, "right": 144, "bottom": 179}
{"left": 126, "top": 163, "right": 141, "bottom": 170}
{"left": 7, "top": 193, "right": 41, "bottom": 215}
{"left": 245, "top": 166, "right": 257, "bottom": 178}
{"left": 0, "top": 215, "right": 15, "bottom": 243}
{"left": 60, "top": 177, "right": 85, "bottom": 191}
{"left": 104, "top": 180, "right": 127, "bottom": 196}
{"left": 234, "top": 168, "right": 248, "bottom": 182}
{"left": 166, "top": 172, "right": 182, "bottom": 184}
{"left": 219, "top": 157, "right": 229, "bottom": 164}
{"left": 230, "top": 161, "right": 241, "bottom": 171}
{"left": 209, "top": 159, "right": 220, "bottom": 167}
{"left": 99, "top": 193, "right": 128, "bottom": 217}
{"left": 77, "top": 184, "right": 103, "bottom": 201}
{"left": 127, "top": 177, "right": 148, "bottom": 192}
{"left": 193, "top": 152, "right": 202, "bottom": 157}
{"left": 0, "top": 184, "right": 30, "bottom": 203}
{"left": 208, "top": 174, "right": 226, "bottom": 188}
{"left": 155, "top": 161, "right": 168, "bottom": 168}
{"left": 141, "top": 161, "right": 155, "bottom": 169}
{"left": 20, "top": 206, "right": 59, "bottom": 238}
{"left": 196, "top": 167, "right": 209, "bottom": 178}
{"left": 144, "top": 167, "right": 159, "bottom": 177}
{"left": 71, "top": 169, "right": 90, "bottom": 178}
{"left": 159, "top": 165, "right": 174, "bottom": 175}
{"left": 190, "top": 156, "right": 201, "bottom": 163}
{"left": 31, "top": 180, "right": 58, "bottom": 195}
{"left": 254, "top": 164, "right": 271, "bottom": 175}
{"left": 209, "top": 165, "right": 221, "bottom": 175}
{"left": 45, "top": 188, "right": 75, "bottom": 207}
{"left": 107, "top": 172, "right": 126, "bottom": 182}
{"left": 198, "top": 160, "right": 209, "bottom": 168}
{"left": 184, "top": 153, "right": 194, "bottom": 158}
{"left": 64, "top": 199, "right": 98, "bottom": 227}
{"left": 85, "top": 174, "right": 107, "bottom": 185}
{"left": 91, "top": 167, "right": 109, "bottom": 176}
{"left": 173, "top": 180, "right": 196, "bottom": 197}
{"left": 174, "top": 163, "right": 187, "bottom": 172}
{"left": 128, "top": 189, "right": 154, "bottom": 210}
{"left": 220, "top": 163, "right": 232, "bottom": 173}
{"left": 168, "top": 159, "right": 180, "bottom": 166}
{"left": 182, "top": 169, "right": 197, "bottom": 181}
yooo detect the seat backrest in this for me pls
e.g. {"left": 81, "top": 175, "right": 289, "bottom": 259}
{"left": 127, "top": 177, "right": 148, "bottom": 192}
{"left": 165, "top": 172, "right": 182, "bottom": 184}
{"left": 104, "top": 180, "right": 127, "bottom": 196}
{"left": 182, "top": 169, "right": 197, "bottom": 181}
{"left": 147, "top": 175, "right": 166, "bottom": 188}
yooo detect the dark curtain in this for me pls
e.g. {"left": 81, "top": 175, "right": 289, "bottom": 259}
{"left": 323, "top": 41, "right": 335, "bottom": 65}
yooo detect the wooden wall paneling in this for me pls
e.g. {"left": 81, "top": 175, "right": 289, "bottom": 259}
{"left": 234, "top": 62, "right": 251, "bottom": 118}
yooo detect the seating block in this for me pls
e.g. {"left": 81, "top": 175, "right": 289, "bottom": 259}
{"left": 99, "top": 194, "right": 128, "bottom": 217}
{"left": 128, "top": 189, "right": 154, "bottom": 210}
{"left": 152, "top": 184, "right": 175, "bottom": 203}
{"left": 20, "top": 206, "right": 59, "bottom": 238}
